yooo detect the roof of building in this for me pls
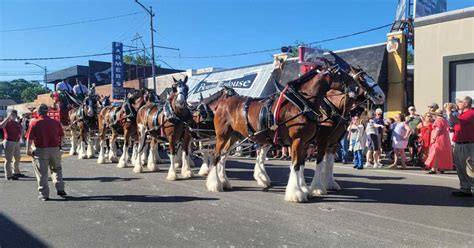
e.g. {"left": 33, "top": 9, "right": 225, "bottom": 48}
{"left": 415, "top": 7, "right": 474, "bottom": 27}
{"left": 0, "top": 99, "right": 19, "bottom": 106}
{"left": 280, "top": 43, "right": 388, "bottom": 92}
{"left": 47, "top": 65, "right": 89, "bottom": 83}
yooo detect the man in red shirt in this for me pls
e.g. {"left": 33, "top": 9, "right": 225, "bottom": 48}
{"left": 0, "top": 110, "right": 24, "bottom": 180}
{"left": 447, "top": 96, "right": 474, "bottom": 197}
{"left": 26, "top": 104, "right": 67, "bottom": 201}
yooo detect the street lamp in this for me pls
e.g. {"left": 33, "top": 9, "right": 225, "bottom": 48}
{"left": 25, "top": 62, "right": 47, "bottom": 88}
{"left": 135, "top": 0, "right": 157, "bottom": 92}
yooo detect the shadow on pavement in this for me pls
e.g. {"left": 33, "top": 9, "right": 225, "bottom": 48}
{"left": 54, "top": 195, "right": 219, "bottom": 203}
{"left": 0, "top": 214, "right": 49, "bottom": 248}
{"left": 63, "top": 177, "right": 141, "bottom": 182}
{"left": 223, "top": 160, "right": 473, "bottom": 207}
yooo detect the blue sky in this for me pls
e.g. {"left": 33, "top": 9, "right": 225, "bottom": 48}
{"left": 1, "top": 0, "right": 473, "bottom": 83}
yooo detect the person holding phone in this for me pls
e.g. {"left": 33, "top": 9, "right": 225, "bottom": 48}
{"left": 0, "top": 110, "right": 24, "bottom": 180}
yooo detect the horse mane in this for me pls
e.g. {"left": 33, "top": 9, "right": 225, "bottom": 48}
{"left": 286, "top": 66, "right": 324, "bottom": 87}
{"left": 202, "top": 87, "right": 237, "bottom": 105}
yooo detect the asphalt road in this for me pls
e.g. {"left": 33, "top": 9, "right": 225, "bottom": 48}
{"left": 1, "top": 155, "right": 473, "bottom": 247}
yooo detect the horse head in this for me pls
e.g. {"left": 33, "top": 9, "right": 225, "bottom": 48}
{"left": 144, "top": 89, "right": 159, "bottom": 104}
{"left": 348, "top": 65, "right": 385, "bottom": 105}
{"left": 100, "top": 95, "right": 111, "bottom": 107}
{"left": 84, "top": 95, "right": 99, "bottom": 117}
{"left": 172, "top": 76, "right": 189, "bottom": 108}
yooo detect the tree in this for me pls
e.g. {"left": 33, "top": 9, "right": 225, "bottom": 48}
{"left": 0, "top": 79, "right": 50, "bottom": 103}
{"left": 123, "top": 54, "right": 152, "bottom": 66}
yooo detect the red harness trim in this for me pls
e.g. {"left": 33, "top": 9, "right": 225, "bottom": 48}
{"left": 272, "top": 84, "right": 289, "bottom": 144}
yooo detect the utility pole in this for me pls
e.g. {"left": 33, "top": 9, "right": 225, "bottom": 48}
{"left": 135, "top": 0, "right": 157, "bottom": 92}
{"left": 25, "top": 62, "right": 47, "bottom": 88}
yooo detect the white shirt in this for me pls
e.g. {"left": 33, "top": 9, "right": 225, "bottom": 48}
{"left": 73, "top": 84, "right": 88, "bottom": 95}
{"left": 56, "top": 81, "right": 73, "bottom": 92}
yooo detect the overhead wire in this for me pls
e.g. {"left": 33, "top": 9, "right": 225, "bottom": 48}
{"left": 0, "top": 12, "right": 141, "bottom": 33}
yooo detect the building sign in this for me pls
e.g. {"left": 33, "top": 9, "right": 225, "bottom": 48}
{"left": 194, "top": 73, "right": 258, "bottom": 93}
{"left": 112, "top": 42, "right": 124, "bottom": 100}
{"left": 414, "top": 0, "right": 446, "bottom": 18}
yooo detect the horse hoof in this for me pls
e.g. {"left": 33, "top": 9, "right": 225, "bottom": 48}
{"left": 285, "top": 190, "right": 308, "bottom": 203}
{"left": 310, "top": 188, "right": 327, "bottom": 196}
{"left": 97, "top": 157, "right": 106, "bottom": 164}
{"left": 132, "top": 166, "right": 143, "bottom": 174}
{"left": 198, "top": 166, "right": 209, "bottom": 176}
{"left": 117, "top": 161, "right": 127, "bottom": 168}
{"left": 166, "top": 173, "right": 177, "bottom": 181}
{"left": 206, "top": 182, "right": 224, "bottom": 192}
{"left": 327, "top": 182, "right": 341, "bottom": 191}
{"left": 181, "top": 170, "right": 193, "bottom": 179}
{"left": 147, "top": 163, "right": 159, "bottom": 172}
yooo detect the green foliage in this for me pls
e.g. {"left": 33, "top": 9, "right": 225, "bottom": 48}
{"left": 123, "top": 54, "right": 152, "bottom": 66}
{"left": 0, "top": 79, "right": 50, "bottom": 103}
{"left": 407, "top": 49, "right": 414, "bottom": 64}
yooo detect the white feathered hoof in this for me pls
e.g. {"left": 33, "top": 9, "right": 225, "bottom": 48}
{"left": 108, "top": 156, "right": 118, "bottom": 163}
{"left": 77, "top": 152, "right": 87, "bottom": 160}
{"left": 198, "top": 164, "right": 209, "bottom": 176}
{"left": 69, "top": 148, "right": 76, "bottom": 156}
{"left": 285, "top": 187, "right": 308, "bottom": 203}
{"left": 133, "top": 165, "right": 143, "bottom": 174}
{"left": 206, "top": 167, "right": 223, "bottom": 192}
{"left": 166, "top": 169, "right": 177, "bottom": 181}
{"left": 86, "top": 147, "right": 94, "bottom": 159}
{"left": 181, "top": 169, "right": 194, "bottom": 179}
{"left": 310, "top": 186, "right": 327, "bottom": 196}
{"left": 97, "top": 154, "right": 106, "bottom": 164}
{"left": 327, "top": 180, "right": 342, "bottom": 191}
{"left": 147, "top": 162, "right": 159, "bottom": 172}
{"left": 117, "top": 159, "right": 127, "bottom": 168}
{"left": 254, "top": 172, "right": 271, "bottom": 188}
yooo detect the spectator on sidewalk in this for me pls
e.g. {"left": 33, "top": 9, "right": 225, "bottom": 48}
{"left": 26, "top": 104, "right": 67, "bottom": 201}
{"left": 447, "top": 96, "right": 474, "bottom": 197}
{"left": 388, "top": 113, "right": 411, "bottom": 170}
{"left": 417, "top": 112, "right": 434, "bottom": 166}
{"left": 425, "top": 110, "right": 453, "bottom": 174}
{"left": 365, "top": 113, "right": 384, "bottom": 168}
{"left": 428, "top": 103, "right": 439, "bottom": 114}
{"left": 337, "top": 130, "right": 350, "bottom": 164}
{"left": 406, "top": 106, "right": 422, "bottom": 164}
{"left": 0, "top": 110, "right": 24, "bottom": 180}
{"left": 348, "top": 116, "right": 366, "bottom": 170}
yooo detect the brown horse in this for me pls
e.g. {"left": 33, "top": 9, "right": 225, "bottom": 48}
{"left": 208, "top": 60, "right": 376, "bottom": 202}
{"left": 96, "top": 89, "right": 158, "bottom": 167}
{"left": 135, "top": 77, "right": 193, "bottom": 178}
{"left": 68, "top": 94, "right": 101, "bottom": 159}
{"left": 309, "top": 65, "right": 385, "bottom": 196}
{"left": 189, "top": 88, "right": 238, "bottom": 176}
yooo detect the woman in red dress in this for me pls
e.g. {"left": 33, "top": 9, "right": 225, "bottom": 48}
{"left": 424, "top": 110, "right": 454, "bottom": 174}
{"left": 417, "top": 112, "right": 433, "bottom": 167}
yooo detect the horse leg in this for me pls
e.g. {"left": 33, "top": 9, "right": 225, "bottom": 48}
{"left": 69, "top": 129, "right": 77, "bottom": 156}
{"left": 310, "top": 158, "right": 327, "bottom": 196}
{"left": 166, "top": 139, "right": 178, "bottom": 181}
{"left": 217, "top": 136, "right": 237, "bottom": 189}
{"left": 86, "top": 132, "right": 94, "bottom": 158}
{"left": 174, "top": 146, "right": 183, "bottom": 169}
{"left": 147, "top": 138, "right": 159, "bottom": 172}
{"left": 284, "top": 138, "right": 308, "bottom": 203}
{"left": 206, "top": 138, "right": 225, "bottom": 192}
{"left": 198, "top": 141, "right": 210, "bottom": 176}
{"left": 78, "top": 127, "right": 87, "bottom": 159}
{"left": 324, "top": 152, "right": 341, "bottom": 191}
{"left": 187, "top": 140, "right": 195, "bottom": 168}
{"left": 253, "top": 145, "right": 271, "bottom": 188}
{"left": 108, "top": 132, "right": 119, "bottom": 163}
{"left": 117, "top": 130, "right": 130, "bottom": 168}
{"left": 180, "top": 131, "right": 194, "bottom": 179}
{"left": 97, "top": 125, "right": 106, "bottom": 163}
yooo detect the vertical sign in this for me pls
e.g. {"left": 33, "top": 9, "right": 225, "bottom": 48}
{"left": 112, "top": 42, "right": 124, "bottom": 100}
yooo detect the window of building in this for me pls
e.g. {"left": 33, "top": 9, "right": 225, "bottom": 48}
{"left": 449, "top": 59, "right": 474, "bottom": 102}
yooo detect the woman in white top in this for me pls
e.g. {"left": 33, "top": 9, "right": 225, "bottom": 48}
{"left": 388, "top": 113, "right": 411, "bottom": 169}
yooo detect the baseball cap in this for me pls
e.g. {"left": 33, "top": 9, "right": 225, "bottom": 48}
{"left": 428, "top": 103, "right": 439, "bottom": 109}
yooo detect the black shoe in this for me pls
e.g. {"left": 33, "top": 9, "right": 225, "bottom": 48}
{"left": 57, "top": 190, "right": 68, "bottom": 197}
{"left": 7, "top": 176, "right": 19, "bottom": 180}
{"left": 451, "top": 191, "right": 473, "bottom": 197}
{"left": 13, "top": 173, "right": 26, "bottom": 178}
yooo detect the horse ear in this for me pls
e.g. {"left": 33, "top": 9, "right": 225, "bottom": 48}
{"left": 173, "top": 77, "right": 178, "bottom": 83}
{"left": 183, "top": 75, "right": 188, "bottom": 84}
{"left": 199, "top": 92, "right": 204, "bottom": 101}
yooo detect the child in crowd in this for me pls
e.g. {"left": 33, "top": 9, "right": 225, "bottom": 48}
{"left": 348, "top": 116, "right": 366, "bottom": 170}
{"left": 388, "top": 113, "right": 411, "bottom": 169}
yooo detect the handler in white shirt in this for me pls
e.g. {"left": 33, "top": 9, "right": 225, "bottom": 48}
{"left": 73, "top": 79, "right": 88, "bottom": 100}
{"left": 56, "top": 81, "right": 73, "bottom": 93}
